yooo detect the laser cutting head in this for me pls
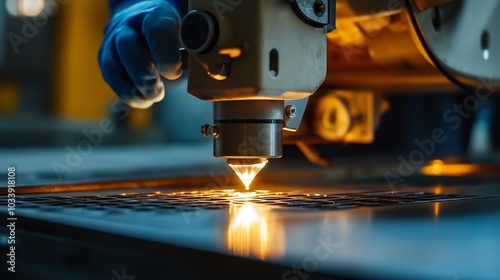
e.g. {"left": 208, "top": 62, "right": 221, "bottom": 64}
{"left": 180, "top": 0, "right": 335, "bottom": 188}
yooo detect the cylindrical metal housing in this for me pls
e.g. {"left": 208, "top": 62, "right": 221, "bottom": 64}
{"left": 214, "top": 123, "right": 282, "bottom": 158}
{"left": 213, "top": 100, "right": 284, "bottom": 159}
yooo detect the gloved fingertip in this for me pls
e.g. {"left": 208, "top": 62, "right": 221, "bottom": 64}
{"left": 145, "top": 81, "right": 165, "bottom": 103}
{"left": 161, "top": 64, "right": 183, "bottom": 80}
{"left": 126, "top": 98, "right": 155, "bottom": 109}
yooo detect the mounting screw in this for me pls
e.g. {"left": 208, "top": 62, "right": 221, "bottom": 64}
{"left": 313, "top": 0, "right": 326, "bottom": 17}
{"left": 201, "top": 124, "right": 220, "bottom": 138}
{"left": 285, "top": 105, "right": 297, "bottom": 119}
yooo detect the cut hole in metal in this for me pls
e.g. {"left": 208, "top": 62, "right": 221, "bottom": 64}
{"left": 269, "top": 49, "right": 279, "bottom": 77}
{"left": 313, "top": 0, "right": 326, "bottom": 17}
{"left": 481, "top": 31, "right": 490, "bottom": 60}
{"left": 12, "top": 191, "right": 489, "bottom": 213}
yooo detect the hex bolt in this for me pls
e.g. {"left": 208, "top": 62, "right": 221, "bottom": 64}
{"left": 201, "top": 124, "right": 220, "bottom": 138}
{"left": 313, "top": 0, "right": 326, "bottom": 17}
{"left": 285, "top": 105, "right": 297, "bottom": 118}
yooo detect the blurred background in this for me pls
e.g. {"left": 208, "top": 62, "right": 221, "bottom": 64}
{"left": 1, "top": 0, "right": 500, "bottom": 187}
{"left": 0, "top": 0, "right": 212, "bottom": 146}
{"left": 0, "top": 0, "right": 218, "bottom": 186}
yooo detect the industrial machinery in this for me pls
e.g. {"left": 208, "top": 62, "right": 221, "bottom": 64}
{"left": 180, "top": 0, "right": 500, "bottom": 188}
{"left": 180, "top": 0, "right": 336, "bottom": 187}
{"left": 2, "top": 1, "right": 500, "bottom": 280}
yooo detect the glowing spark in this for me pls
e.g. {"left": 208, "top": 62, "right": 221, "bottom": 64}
{"left": 229, "top": 159, "right": 268, "bottom": 190}
{"left": 234, "top": 192, "right": 257, "bottom": 198}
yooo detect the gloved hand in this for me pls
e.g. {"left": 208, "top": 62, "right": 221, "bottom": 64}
{"left": 99, "top": 0, "right": 182, "bottom": 109}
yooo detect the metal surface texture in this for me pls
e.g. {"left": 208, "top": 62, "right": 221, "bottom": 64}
{"left": 6, "top": 190, "right": 490, "bottom": 212}
{"left": 211, "top": 100, "right": 284, "bottom": 158}
{"left": 214, "top": 123, "right": 283, "bottom": 158}
{"left": 2, "top": 179, "right": 500, "bottom": 280}
{"left": 406, "top": 0, "right": 500, "bottom": 90}
{"left": 180, "top": 11, "right": 219, "bottom": 54}
{"left": 214, "top": 100, "right": 284, "bottom": 120}
{"left": 185, "top": 0, "right": 327, "bottom": 100}
{"left": 284, "top": 98, "right": 309, "bottom": 131}
{"left": 286, "top": 0, "right": 330, "bottom": 25}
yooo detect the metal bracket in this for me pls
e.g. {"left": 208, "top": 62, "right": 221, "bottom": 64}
{"left": 284, "top": 98, "right": 309, "bottom": 132}
{"left": 285, "top": 0, "right": 336, "bottom": 32}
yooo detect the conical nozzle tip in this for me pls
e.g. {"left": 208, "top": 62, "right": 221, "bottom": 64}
{"left": 228, "top": 159, "right": 268, "bottom": 190}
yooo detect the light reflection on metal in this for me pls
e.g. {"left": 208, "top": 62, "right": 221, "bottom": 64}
{"left": 229, "top": 159, "right": 268, "bottom": 191}
{"left": 421, "top": 160, "right": 477, "bottom": 176}
{"left": 433, "top": 185, "right": 443, "bottom": 194}
{"left": 227, "top": 203, "right": 285, "bottom": 259}
{"left": 483, "top": 49, "right": 490, "bottom": 61}
{"left": 218, "top": 47, "right": 243, "bottom": 58}
{"left": 233, "top": 191, "right": 258, "bottom": 198}
{"left": 433, "top": 185, "right": 442, "bottom": 216}
{"left": 120, "top": 192, "right": 138, "bottom": 197}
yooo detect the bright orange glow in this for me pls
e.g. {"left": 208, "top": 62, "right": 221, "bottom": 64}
{"left": 434, "top": 202, "right": 440, "bottom": 216}
{"left": 427, "top": 159, "right": 444, "bottom": 175}
{"left": 421, "top": 160, "right": 477, "bottom": 176}
{"left": 233, "top": 191, "right": 258, "bottom": 198}
{"left": 229, "top": 160, "right": 268, "bottom": 191}
{"left": 219, "top": 47, "right": 242, "bottom": 58}
{"left": 432, "top": 185, "right": 442, "bottom": 216}
{"left": 227, "top": 203, "right": 284, "bottom": 259}
{"left": 433, "top": 184, "right": 443, "bottom": 195}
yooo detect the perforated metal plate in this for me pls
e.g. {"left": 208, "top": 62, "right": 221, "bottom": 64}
{"left": 3, "top": 190, "right": 488, "bottom": 214}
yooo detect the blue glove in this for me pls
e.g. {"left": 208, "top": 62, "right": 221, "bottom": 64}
{"left": 99, "top": 0, "right": 182, "bottom": 109}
